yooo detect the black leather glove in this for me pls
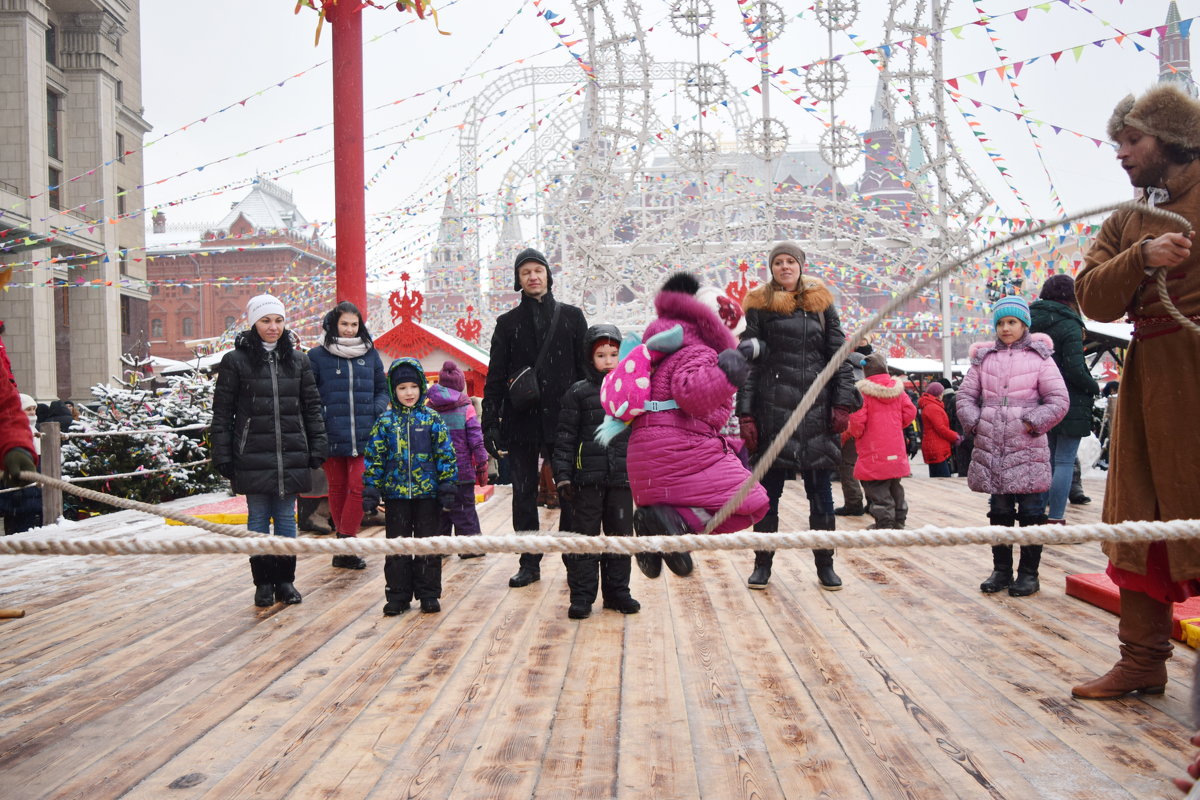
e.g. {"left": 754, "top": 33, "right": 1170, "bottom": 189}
{"left": 3, "top": 448, "right": 35, "bottom": 487}
{"left": 308, "top": 456, "right": 325, "bottom": 470}
{"left": 438, "top": 482, "right": 457, "bottom": 511}
{"left": 214, "top": 461, "right": 236, "bottom": 481}
{"left": 483, "top": 427, "right": 504, "bottom": 459}
{"left": 362, "top": 485, "right": 381, "bottom": 513}
{"left": 556, "top": 481, "right": 575, "bottom": 504}
{"left": 716, "top": 348, "right": 750, "bottom": 387}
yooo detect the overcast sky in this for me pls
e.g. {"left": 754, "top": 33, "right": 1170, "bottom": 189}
{"left": 138, "top": 0, "right": 1200, "bottom": 289}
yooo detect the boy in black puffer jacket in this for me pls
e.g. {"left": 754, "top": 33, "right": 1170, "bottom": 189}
{"left": 552, "top": 324, "right": 640, "bottom": 620}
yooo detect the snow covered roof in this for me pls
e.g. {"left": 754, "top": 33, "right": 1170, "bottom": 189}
{"left": 157, "top": 350, "right": 232, "bottom": 374}
{"left": 215, "top": 177, "right": 308, "bottom": 232}
{"left": 885, "top": 357, "right": 968, "bottom": 376}
{"left": 1083, "top": 319, "right": 1132, "bottom": 345}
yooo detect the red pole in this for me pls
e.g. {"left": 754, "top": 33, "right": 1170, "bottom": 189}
{"left": 329, "top": 2, "right": 367, "bottom": 312}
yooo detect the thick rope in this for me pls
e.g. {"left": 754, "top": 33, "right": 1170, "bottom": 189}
{"left": 18, "top": 471, "right": 264, "bottom": 539}
{"left": 702, "top": 200, "right": 1196, "bottom": 535}
{"left": 2, "top": 519, "right": 1199, "bottom": 557}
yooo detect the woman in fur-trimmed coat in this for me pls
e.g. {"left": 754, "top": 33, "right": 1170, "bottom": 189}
{"left": 736, "top": 241, "right": 860, "bottom": 592}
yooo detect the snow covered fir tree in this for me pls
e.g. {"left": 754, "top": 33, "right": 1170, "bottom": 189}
{"left": 59, "top": 364, "right": 224, "bottom": 518}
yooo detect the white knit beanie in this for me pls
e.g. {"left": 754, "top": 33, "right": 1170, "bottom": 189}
{"left": 246, "top": 294, "right": 286, "bottom": 324}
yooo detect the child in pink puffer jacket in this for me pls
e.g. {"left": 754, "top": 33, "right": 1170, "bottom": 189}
{"left": 847, "top": 352, "right": 917, "bottom": 530}
{"left": 956, "top": 295, "right": 1068, "bottom": 598}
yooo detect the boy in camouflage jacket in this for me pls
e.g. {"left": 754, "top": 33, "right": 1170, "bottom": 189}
{"left": 363, "top": 357, "right": 458, "bottom": 615}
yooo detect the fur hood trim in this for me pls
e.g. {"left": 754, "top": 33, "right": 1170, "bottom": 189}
{"left": 856, "top": 374, "right": 906, "bottom": 399}
{"left": 969, "top": 331, "right": 1054, "bottom": 364}
{"left": 653, "top": 288, "right": 736, "bottom": 352}
{"left": 743, "top": 275, "right": 834, "bottom": 314}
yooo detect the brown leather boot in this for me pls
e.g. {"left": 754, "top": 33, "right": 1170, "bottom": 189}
{"left": 1072, "top": 588, "right": 1173, "bottom": 699}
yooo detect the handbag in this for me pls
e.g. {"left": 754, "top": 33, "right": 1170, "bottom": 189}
{"left": 507, "top": 302, "right": 562, "bottom": 413}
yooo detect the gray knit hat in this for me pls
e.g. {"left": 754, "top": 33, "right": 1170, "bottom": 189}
{"left": 768, "top": 240, "right": 806, "bottom": 269}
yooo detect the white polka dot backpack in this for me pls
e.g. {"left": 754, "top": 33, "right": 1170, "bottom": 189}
{"left": 594, "top": 325, "right": 685, "bottom": 446}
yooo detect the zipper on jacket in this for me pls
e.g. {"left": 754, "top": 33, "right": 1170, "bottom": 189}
{"left": 347, "top": 357, "right": 358, "bottom": 457}
{"left": 270, "top": 352, "right": 284, "bottom": 496}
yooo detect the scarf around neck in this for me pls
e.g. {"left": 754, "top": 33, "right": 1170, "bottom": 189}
{"left": 325, "top": 337, "right": 370, "bottom": 359}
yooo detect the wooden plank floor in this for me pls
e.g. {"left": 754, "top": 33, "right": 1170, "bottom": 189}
{"left": 0, "top": 471, "right": 1194, "bottom": 799}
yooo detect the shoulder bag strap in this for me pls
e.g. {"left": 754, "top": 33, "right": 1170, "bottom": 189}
{"left": 533, "top": 301, "right": 563, "bottom": 371}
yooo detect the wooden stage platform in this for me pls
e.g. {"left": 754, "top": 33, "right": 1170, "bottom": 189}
{"left": 0, "top": 472, "right": 1193, "bottom": 799}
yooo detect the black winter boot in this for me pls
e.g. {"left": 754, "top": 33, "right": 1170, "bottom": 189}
{"left": 834, "top": 504, "right": 866, "bottom": 516}
{"left": 564, "top": 553, "right": 600, "bottom": 619}
{"left": 600, "top": 555, "right": 640, "bottom": 614}
{"left": 383, "top": 553, "right": 413, "bottom": 614}
{"left": 981, "top": 545, "right": 1014, "bottom": 593}
{"left": 810, "top": 513, "right": 842, "bottom": 590}
{"left": 813, "top": 550, "right": 842, "bottom": 590}
{"left": 297, "top": 496, "right": 331, "bottom": 535}
{"left": 748, "top": 551, "right": 774, "bottom": 590}
{"left": 274, "top": 555, "right": 302, "bottom": 604}
{"left": 633, "top": 506, "right": 693, "bottom": 577}
{"left": 508, "top": 552, "right": 542, "bottom": 587}
{"left": 250, "top": 555, "right": 275, "bottom": 607}
{"left": 332, "top": 533, "right": 367, "bottom": 570}
{"left": 748, "top": 512, "right": 778, "bottom": 589}
{"left": 1009, "top": 546, "right": 1043, "bottom": 596}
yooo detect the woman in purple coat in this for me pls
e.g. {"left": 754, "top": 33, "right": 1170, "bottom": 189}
{"left": 957, "top": 296, "right": 1069, "bottom": 597}
{"left": 626, "top": 274, "right": 769, "bottom": 578}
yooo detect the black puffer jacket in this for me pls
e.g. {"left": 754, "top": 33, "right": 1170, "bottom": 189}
{"left": 211, "top": 330, "right": 328, "bottom": 496}
{"left": 551, "top": 324, "right": 629, "bottom": 488}
{"left": 737, "top": 277, "right": 859, "bottom": 471}
{"left": 1029, "top": 299, "right": 1100, "bottom": 438}
{"left": 482, "top": 291, "right": 588, "bottom": 445}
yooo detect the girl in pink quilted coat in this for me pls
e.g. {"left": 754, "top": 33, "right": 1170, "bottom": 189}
{"left": 625, "top": 273, "right": 770, "bottom": 580}
{"left": 956, "top": 295, "right": 1068, "bottom": 598}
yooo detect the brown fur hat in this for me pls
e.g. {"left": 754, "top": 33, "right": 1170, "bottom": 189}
{"left": 1107, "top": 84, "right": 1200, "bottom": 149}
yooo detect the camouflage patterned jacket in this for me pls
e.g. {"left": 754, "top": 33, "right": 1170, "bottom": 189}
{"left": 363, "top": 357, "right": 458, "bottom": 499}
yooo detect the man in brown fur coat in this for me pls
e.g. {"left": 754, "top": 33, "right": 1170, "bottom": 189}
{"left": 1072, "top": 84, "right": 1200, "bottom": 701}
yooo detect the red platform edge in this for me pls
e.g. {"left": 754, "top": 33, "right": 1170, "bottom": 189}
{"left": 1066, "top": 573, "right": 1200, "bottom": 643}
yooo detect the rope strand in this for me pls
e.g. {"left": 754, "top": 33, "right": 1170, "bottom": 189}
{"left": 2, "top": 519, "right": 1199, "bottom": 557}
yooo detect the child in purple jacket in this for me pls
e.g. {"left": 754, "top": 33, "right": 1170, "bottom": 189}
{"left": 956, "top": 296, "right": 1069, "bottom": 597}
{"left": 426, "top": 361, "right": 489, "bottom": 558}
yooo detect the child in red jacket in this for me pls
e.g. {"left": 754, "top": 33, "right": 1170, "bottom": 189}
{"left": 918, "top": 382, "right": 961, "bottom": 478}
{"left": 847, "top": 353, "right": 916, "bottom": 529}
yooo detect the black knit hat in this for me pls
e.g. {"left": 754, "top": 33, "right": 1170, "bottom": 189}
{"left": 1039, "top": 274, "right": 1076, "bottom": 305}
{"left": 513, "top": 247, "right": 552, "bottom": 293}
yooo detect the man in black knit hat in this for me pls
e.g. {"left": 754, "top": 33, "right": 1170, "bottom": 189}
{"left": 482, "top": 248, "right": 588, "bottom": 587}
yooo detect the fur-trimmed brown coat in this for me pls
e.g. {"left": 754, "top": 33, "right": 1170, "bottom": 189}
{"left": 1077, "top": 158, "right": 1200, "bottom": 580}
{"left": 736, "top": 276, "right": 860, "bottom": 472}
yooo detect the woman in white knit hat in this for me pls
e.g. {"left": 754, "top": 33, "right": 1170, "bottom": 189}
{"left": 210, "top": 294, "right": 328, "bottom": 608}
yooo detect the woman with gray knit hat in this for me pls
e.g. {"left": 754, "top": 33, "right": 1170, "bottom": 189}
{"left": 736, "top": 241, "right": 860, "bottom": 591}
{"left": 211, "top": 294, "right": 328, "bottom": 608}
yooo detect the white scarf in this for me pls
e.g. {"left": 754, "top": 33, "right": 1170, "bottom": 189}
{"left": 325, "top": 337, "right": 370, "bottom": 359}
